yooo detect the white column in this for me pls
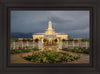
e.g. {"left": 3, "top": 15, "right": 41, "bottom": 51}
{"left": 59, "top": 40, "right": 62, "bottom": 50}
{"left": 38, "top": 40, "right": 42, "bottom": 50}
{"left": 27, "top": 41, "right": 28, "bottom": 48}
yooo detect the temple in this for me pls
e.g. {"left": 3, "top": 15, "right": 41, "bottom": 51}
{"left": 32, "top": 16, "right": 68, "bottom": 45}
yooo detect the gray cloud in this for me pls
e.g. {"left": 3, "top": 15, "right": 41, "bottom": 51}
{"left": 11, "top": 11, "right": 89, "bottom": 38}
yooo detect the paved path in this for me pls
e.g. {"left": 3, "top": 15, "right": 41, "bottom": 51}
{"left": 11, "top": 51, "right": 89, "bottom": 64}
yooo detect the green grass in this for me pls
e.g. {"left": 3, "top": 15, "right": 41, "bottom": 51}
{"left": 62, "top": 48, "right": 89, "bottom": 54}
{"left": 24, "top": 50, "right": 80, "bottom": 63}
{"left": 10, "top": 47, "right": 39, "bottom": 54}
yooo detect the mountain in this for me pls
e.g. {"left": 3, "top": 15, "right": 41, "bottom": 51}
{"left": 11, "top": 32, "right": 89, "bottom": 39}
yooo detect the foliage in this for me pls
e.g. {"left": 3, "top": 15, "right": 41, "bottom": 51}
{"left": 62, "top": 48, "right": 89, "bottom": 54}
{"left": 27, "top": 39, "right": 33, "bottom": 42}
{"left": 10, "top": 38, "right": 15, "bottom": 42}
{"left": 74, "top": 39, "right": 78, "bottom": 42}
{"left": 34, "top": 39, "right": 39, "bottom": 42}
{"left": 62, "top": 39, "right": 66, "bottom": 42}
{"left": 68, "top": 39, "right": 74, "bottom": 41}
{"left": 31, "top": 47, "right": 39, "bottom": 51}
{"left": 10, "top": 48, "right": 39, "bottom": 54}
{"left": 10, "top": 49, "right": 22, "bottom": 54}
{"left": 24, "top": 50, "right": 80, "bottom": 63}
{"left": 54, "top": 39, "right": 58, "bottom": 42}
{"left": 23, "top": 39, "right": 27, "bottom": 42}
{"left": 81, "top": 38, "right": 89, "bottom": 42}
{"left": 15, "top": 40, "right": 18, "bottom": 42}
{"left": 43, "top": 39, "right": 47, "bottom": 42}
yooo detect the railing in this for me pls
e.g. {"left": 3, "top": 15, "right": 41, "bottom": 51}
{"left": 62, "top": 41, "right": 89, "bottom": 49}
{"left": 10, "top": 41, "right": 38, "bottom": 50}
{"left": 10, "top": 41, "right": 89, "bottom": 50}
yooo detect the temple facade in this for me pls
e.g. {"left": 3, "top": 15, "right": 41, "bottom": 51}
{"left": 32, "top": 19, "right": 68, "bottom": 45}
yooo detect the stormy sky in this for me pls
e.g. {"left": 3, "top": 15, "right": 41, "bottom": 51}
{"left": 11, "top": 11, "right": 89, "bottom": 38}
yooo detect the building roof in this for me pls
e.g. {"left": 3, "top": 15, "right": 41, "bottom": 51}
{"left": 33, "top": 33, "right": 45, "bottom": 35}
{"left": 56, "top": 33, "right": 68, "bottom": 35}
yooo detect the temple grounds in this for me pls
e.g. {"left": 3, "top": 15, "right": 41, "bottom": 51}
{"left": 10, "top": 50, "right": 89, "bottom": 64}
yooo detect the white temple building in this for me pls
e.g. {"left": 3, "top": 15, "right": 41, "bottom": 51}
{"left": 32, "top": 17, "right": 68, "bottom": 45}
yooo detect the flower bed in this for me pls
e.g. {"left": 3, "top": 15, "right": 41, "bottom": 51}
{"left": 24, "top": 50, "right": 80, "bottom": 63}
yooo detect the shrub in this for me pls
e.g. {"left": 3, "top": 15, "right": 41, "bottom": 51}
{"left": 34, "top": 39, "right": 39, "bottom": 42}
{"left": 62, "top": 39, "right": 66, "bottom": 42}
{"left": 54, "top": 39, "right": 58, "bottom": 42}
{"left": 31, "top": 47, "right": 39, "bottom": 51}
{"left": 10, "top": 49, "right": 21, "bottom": 54}
{"left": 43, "top": 39, "right": 47, "bottom": 42}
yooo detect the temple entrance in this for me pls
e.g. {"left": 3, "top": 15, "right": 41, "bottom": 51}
{"left": 43, "top": 38, "right": 58, "bottom": 45}
{"left": 42, "top": 37, "right": 59, "bottom": 51}
{"left": 48, "top": 37, "right": 52, "bottom": 45}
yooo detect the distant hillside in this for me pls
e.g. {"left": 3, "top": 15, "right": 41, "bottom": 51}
{"left": 11, "top": 32, "right": 89, "bottom": 39}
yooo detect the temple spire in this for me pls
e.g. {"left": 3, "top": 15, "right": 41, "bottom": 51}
{"left": 48, "top": 15, "right": 52, "bottom": 29}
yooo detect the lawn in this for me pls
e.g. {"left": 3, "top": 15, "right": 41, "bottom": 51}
{"left": 10, "top": 47, "right": 38, "bottom": 54}
{"left": 62, "top": 48, "right": 89, "bottom": 54}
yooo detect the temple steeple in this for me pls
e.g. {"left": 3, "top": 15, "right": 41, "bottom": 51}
{"left": 45, "top": 15, "right": 55, "bottom": 35}
{"left": 48, "top": 15, "right": 53, "bottom": 29}
{"left": 48, "top": 20, "right": 52, "bottom": 29}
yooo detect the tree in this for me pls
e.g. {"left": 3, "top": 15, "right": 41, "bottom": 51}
{"left": 74, "top": 39, "right": 78, "bottom": 42}
{"left": 54, "top": 39, "right": 58, "bottom": 42}
{"left": 43, "top": 39, "right": 47, "bottom": 45}
{"left": 10, "top": 38, "right": 15, "bottom": 42}
{"left": 30, "top": 39, "right": 33, "bottom": 42}
{"left": 35, "top": 39, "right": 39, "bottom": 42}
{"left": 62, "top": 39, "right": 66, "bottom": 48}
{"left": 62, "top": 39, "right": 66, "bottom": 42}
{"left": 27, "top": 39, "right": 31, "bottom": 42}
{"left": 15, "top": 40, "right": 18, "bottom": 42}
{"left": 43, "top": 39, "right": 47, "bottom": 42}
{"left": 68, "top": 39, "right": 74, "bottom": 42}
{"left": 23, "top": 39, "right": 27, "bottom": 42}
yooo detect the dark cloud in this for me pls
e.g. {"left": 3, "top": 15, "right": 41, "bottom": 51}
{"left": 11, "top": 11, "right": 89, "bottom": 38}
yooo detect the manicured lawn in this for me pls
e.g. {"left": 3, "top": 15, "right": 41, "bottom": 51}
{"left": 24, "top": 50, "right": 80, "bottom": 63}
{"left": 62, "top": 48, "right": 89, "bottom": 54}
{"left": 10, "top": 47, "right": 38, "bottom": 54}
